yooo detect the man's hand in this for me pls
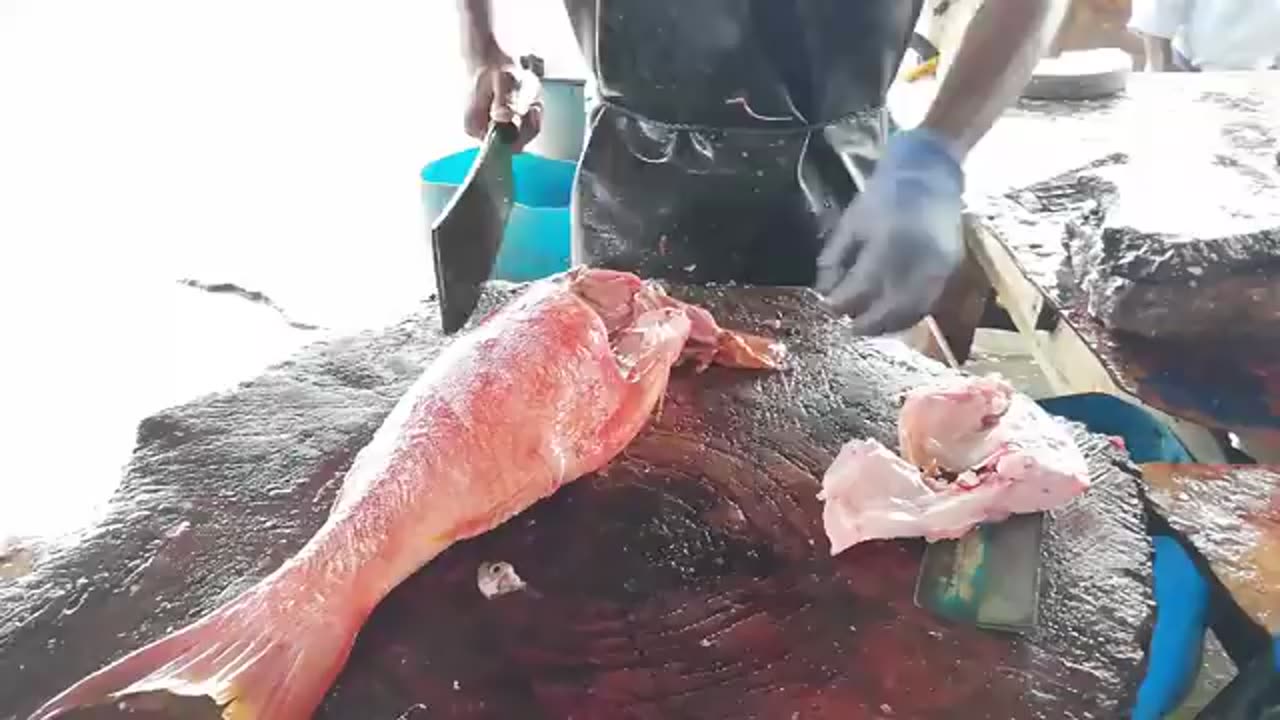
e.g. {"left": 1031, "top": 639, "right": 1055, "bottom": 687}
{"left": 464, "top": 56, "right": 544, "bottom": 152}
{"left": 457, "top": 0, "right": 542, "bottom": 150}
{"left": 816, "top": 0, "right": 1066, "bottom": 335}
{"left": 816, "top": 128, "right": 965, "bottom": 336}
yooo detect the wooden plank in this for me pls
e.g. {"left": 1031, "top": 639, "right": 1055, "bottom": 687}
{"left": 1236, "top": 430, "right": 1280, "bottom": 464}
{"left": 927, "top": 225, "right": 995, "bottom": 365}
{"left": 1144, "top": 464, "right": 1280, "bottom": 635}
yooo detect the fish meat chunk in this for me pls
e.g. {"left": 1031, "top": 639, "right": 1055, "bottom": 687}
{"left": 29, "top": 267, "right": 784, "bottom": 720}
{"left": 819, "top": 374, "right": 1090, "bottom": 554}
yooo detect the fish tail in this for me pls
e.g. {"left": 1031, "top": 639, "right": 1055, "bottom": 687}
{"left": 29, "top": 574, "right": 364, "bottom": 720}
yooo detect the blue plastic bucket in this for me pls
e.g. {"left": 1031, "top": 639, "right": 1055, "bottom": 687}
{"left": 421, "top": 149, "right": 576, "bottom": 282}
{"left": 1036, "top": 393, "right": 1193, "bottom": 464}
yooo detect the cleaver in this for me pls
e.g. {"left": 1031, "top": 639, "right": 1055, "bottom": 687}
{"left": 431, "top": 121, "right": 520, "bottom": 334}
{"left": 914, "top": 511, "right": 1046, "bottom": 634}
{"left": 431, "top": 55, "right": 543, "bottom": 334}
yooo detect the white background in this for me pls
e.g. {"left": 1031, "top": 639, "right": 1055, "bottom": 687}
{"left": 0, "top": 0, "right": 582, "bottom": 539}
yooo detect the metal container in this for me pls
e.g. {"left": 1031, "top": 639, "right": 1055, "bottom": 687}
{"left": 523, "top": 76, "right": 588, "bottom": 163}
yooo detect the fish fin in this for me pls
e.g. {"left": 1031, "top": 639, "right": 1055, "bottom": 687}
{"left": 29, "top": 580, "right": 362, "bottom": 720}
{"left": 592, "top": 308, "right": 691, "bottom": 448}
{"left": 613, "top": 308, "right": 691, "bottom": 384}
{"left": 710, "top": 329, "right": 787, "bottom": 370}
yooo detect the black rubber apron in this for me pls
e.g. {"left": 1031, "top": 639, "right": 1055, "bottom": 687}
{"left": 563, "top": 0, "right": 924, "bottom": 286}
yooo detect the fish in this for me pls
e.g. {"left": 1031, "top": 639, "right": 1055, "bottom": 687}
{"left": 819, "top": 374, "right": 1090, "bottom": 553}
{"left": 29, "top": 267, "right": 785, "bottom": 720}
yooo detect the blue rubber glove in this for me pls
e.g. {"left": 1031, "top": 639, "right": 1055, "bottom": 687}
{"left": 815, "top": 127, "right": 966, "bottom": 335}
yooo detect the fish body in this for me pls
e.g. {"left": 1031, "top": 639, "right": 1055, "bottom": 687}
{"left": 31, "top": 268, "right": 783, "bottom": 720}
{"left": 820, "top": 374, "right": 1090, "bottom": 553}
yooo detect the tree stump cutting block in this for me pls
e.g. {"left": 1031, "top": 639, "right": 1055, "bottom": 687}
{"left": 1, "top": 286, "right": 1153, "bottom": 720}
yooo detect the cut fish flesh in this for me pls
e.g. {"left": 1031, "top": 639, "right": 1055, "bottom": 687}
{"left": 820, "top": 374, "right": 1090, "bottom": 554}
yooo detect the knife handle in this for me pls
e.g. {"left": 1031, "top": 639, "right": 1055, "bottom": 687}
{"left": 492, "top": 53, "right": 545, "bottom": 146}
{"left": 519, "top": 54, "right": 545, "bottom": 79}
{"left": 514, "top": 54, "right": 545, "bottom": 117}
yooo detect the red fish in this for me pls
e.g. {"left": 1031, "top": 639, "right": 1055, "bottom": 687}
{"left": 31, "top": 267, "right": 785, "bottom": 720}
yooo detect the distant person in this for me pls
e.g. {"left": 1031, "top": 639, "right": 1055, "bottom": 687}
{"left": 1129, "top": 0, "right": 1280, "bottom": 71}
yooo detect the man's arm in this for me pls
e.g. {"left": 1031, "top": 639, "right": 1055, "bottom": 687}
{"left": 815, "top": 0, "right": 1067, "bottom": 333}
{"left": 1128, "top": 0, "right": 1188, "bottom": 71}
{"left": 919, "top": 0, "right": 1070, "bottom": 159}
{"left": 456, "top": 0, "right": 543, "bottom": 148}
{"left": 458, "top": 0, "right": 506, "bottom": 70}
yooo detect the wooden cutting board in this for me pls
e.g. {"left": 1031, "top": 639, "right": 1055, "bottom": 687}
{"left": 1, "top": 286, "right": 1155, "bottom": 720}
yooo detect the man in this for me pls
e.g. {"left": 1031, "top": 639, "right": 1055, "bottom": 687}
{"left": 1129, "top": 0, "right": 1280, "bottom": 71}
{"left": 459, "top": 0, "right": 1068, "bottom": 335}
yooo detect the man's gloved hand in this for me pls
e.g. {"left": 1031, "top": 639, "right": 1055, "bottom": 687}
{"left": 463, "top": 53, "right": 543, "bottom": 152}
{"left": 816, "top": 127, "right": 966, "bottom": 335}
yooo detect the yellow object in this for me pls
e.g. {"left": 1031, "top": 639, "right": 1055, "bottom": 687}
{"left": 905, "top": 55, "right": 940, "bottom": 82}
